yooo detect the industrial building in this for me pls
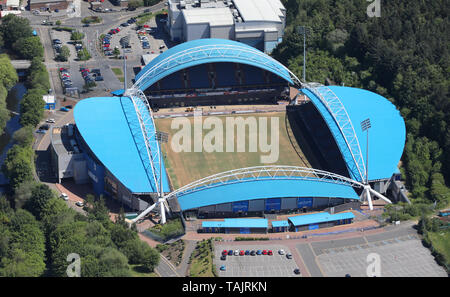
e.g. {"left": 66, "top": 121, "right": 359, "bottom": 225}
{"left": 167, "top": 0, "right": 286, "bottom": 53}
{"left": 201, "top": 218, "right": 268, "bottom": 234}
{"left": 29, "top": 0, "right": 71, "bottom": 11}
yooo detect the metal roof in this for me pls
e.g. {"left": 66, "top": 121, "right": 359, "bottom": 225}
{"left": 271, "top": 220, "right": 289, "bottom": 227}
{"left": 176, "top": 178, "right": 359, "bottom": 211}
{"left": 233, "top": 0, "right": 284, "bottom": 23}
{"left": 182, "top": 7, "right": 234, "bottom": 26}
{"left": 288, "top": 211, "right": 355, "bottom": 226}
{"left": 202, "top": 218, "right": 268, "bottom": 229}
{"left": 133, "top": 38, "right": 295, "bottom": 91}
{"left": 74, "top": 97, "right": 170, "bottom": 194}
{"left": 302, "top": 86, "right": 405, "bottom": 182}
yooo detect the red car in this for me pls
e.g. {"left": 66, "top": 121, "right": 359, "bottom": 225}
{"left": 239, "top": 250, "right": 244, "bottom": 256}
{"left": 268, "top": 250, "right": 273, "bottom": 256}
{"left": 143, "top": 24, "right": 150, "bottom": 28}
{"left": 262, "top": 250, "right": 267, "bottom": 255}
{"left": 222, "top": 250, "right": 228, "bottom": 256}
{"left": 115, "top": 27, "right": 121, "bottom": 32}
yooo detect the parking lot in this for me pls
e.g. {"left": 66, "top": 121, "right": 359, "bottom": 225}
{"left": 214, "top": 244, "right": 300, "bottom": 277}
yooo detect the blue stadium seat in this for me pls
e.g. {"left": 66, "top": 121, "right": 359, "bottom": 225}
{"left": 188, "top": 65, "right": 210, "bottom": 88}
{"left": 160, "top": 72, "right": 183, "bottom": 90}
{"left": 242, "top": 64, "right": 264, "bottom": 85}
{"left": 215, "top": 63, "right": 238, "bottom": 87}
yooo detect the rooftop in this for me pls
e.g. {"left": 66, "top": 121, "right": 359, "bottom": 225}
{"left": 182, "top": 7, "right": 234, "bottom": 26}
{"left": 177, "top": 177, "right": 359, "bottom": 211}
{"left": 202, "top": 218, "right": 268, "bottom": 229}
{"left": 271, "top": 220, "right": 289, "bottom": 227}
{"left": 303, "top": 86, "right": 406, "bottom": 182}
{"left": 288, "top": 211, "right": 355, "bottom": 227}
{"left": 232, "top": 0, "right": 284, "bottom": 23}
{"left": 74, "top": 97, "right": 170, "bottom": 194}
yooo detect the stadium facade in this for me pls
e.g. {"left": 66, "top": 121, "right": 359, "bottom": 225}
{"left": 167, "top": 0, "right": 286, "bottom": 53}
{"left": 52, "top": 38, "right": 406, "bottom": 221}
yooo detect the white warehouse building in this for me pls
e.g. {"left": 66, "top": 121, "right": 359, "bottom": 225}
{"left": 167, "top": 0, "right": 286, "bottom": 53}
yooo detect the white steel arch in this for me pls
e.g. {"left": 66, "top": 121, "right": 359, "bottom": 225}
{"left": 303, "top": 83, "right": 367, "bottom": 183}
{"left": 132, "top": 44, "right": 304, "bottom": 91}
{"left": 131, "top": 166, "right": 391, "bottom": 224}
{"left": 125, "top": 88, "right": 163, "bottom": 195}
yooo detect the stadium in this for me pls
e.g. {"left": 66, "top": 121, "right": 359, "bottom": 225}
{"left": 64, "top": 38, "right": 406, "bottom": 230}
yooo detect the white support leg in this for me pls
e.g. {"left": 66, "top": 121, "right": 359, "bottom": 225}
{"left": 159, "top": 199, "right": 166, "bottom": 224}
{"left": 131, "top": 202, "right": 157, "bottom": 223}
{"left": 368, "top": 187, "right": 392, "bottom": 204}
{"left": 365, "top": 186, "right": 373, "bottom": 211}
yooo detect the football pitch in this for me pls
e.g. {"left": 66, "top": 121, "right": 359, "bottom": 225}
{"left": 155, "top": 112, "right": 311, "bottom": 189}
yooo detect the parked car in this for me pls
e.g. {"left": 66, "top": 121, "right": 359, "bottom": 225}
{"left": 256, "top": 250, "right": 262, "bottom": 255}
{"left": 234, "top": 250, "right": 239, "bottom": 256}
{"left": 219, "top": 265, "right": 226, "bottom": 271}
{"left": 121, "top": 22, "right": 129, "bottom": 27}
{"left": 36, "top": 129, "right": 46, "bottom": 134}
{"left": 286, "top": 253, "right": 293, "bottom": 259}
{"left": 245, "top": 250, "right": 250, "bottom": 255}
{"left": 278, "top": 249, "right": 285, "bottom": 255}
{"left": 250, "top": 250, "right": 256, "bottom": 256}
{"left": 159, "top": 44, "right": 165, "bottom": 49}
{"left": 294, "top": 268, "right": 301, "bottom": 275}
{"left": 222, "top": 250, "right": 228, "bottom": 256}
{"left": 46, "top": 118, "right": 55, "bottom": 123}
{"left": 220, "top": 255, "right": 226, "bottom": 261}
{"left": 227, "top": 250, "right": 233, "bottom": 256}
{"left": 268, "top": 250, "right": 273, "bottom": 256}
{"left": 60, "top": 107, "right": 69, "bottom": 112}
{"left": 39, "top": 124, "right": 50, "bottom": 130}
{"left": 262, "top": 250, "right": 267, "bottom": 255}
{"left": 95, "top": 76, "right": 104, "bottom": 81}
{"left": 60, "top": 193, "right": 69, "bottom": 201}
{"left": 75, "top": 201, "right": 84, "bottom": 207}
{"left": 239, "top": 250, "right": 244, "bottom": 256}
{"left": 65, "top": 105, "right": 73, "bottom": 109}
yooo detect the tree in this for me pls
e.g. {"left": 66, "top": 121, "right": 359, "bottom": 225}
{"left": 56, "top": 45, "right": 70, "bottom": 62}
{"left": 77, "top": 48, "right": 91, "bottom": 61}
{"left": 13, "top": 126, "right": 34, "bottom": 148}
{"left": 128, "top": 0, "right": 143, "bottom": 10}
{"left": 25, "top": 184, "right": 55, "bottom": 220}
{"left": 2, "top": 145, "right": 34, "bottom": 190}
{"left": 70, "top": 31, "right": 84, "bottom": 41}
{"left": 13, "top": 36, "right": 44, "bottom": 60}
{"left": 0, "top": 14, "right": 33, "bottom": 49}
{"left": 112, "top": 47, "right": 120, "bottom": 59}
{"left": 13, "top": 180, "right": 39, "bottom": 209}
{"left": 0, "top": 54, "right": 19, "bottom": 89}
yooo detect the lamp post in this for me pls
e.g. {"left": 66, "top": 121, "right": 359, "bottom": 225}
{"left": 296, "top": 26, "right": 311, "bottom": 82}
{"left": 155, "top": 130, "right": 168, "bottom": 224}
{"left": 361, "top": 118, "right": 372, "bottom": 209}
{"left": 361, "top": 118, "right": 371, "bottom": 185}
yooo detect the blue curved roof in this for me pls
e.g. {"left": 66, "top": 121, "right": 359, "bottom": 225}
{"left": 303, "top": 86, "right": 405, "bottom": 181}
{"left": 134, "top": 38, "right": 293, "bottom": 91}
{"left": 74, "top": 97, "right": 170, "bottom": 194}
{"left": 176, "top": 178, "right": 359, "bottom": 211}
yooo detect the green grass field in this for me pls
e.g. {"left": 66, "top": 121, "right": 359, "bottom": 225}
{"left": 428, "top": 230, "right": 450, "bottom": 265}
{"left": 155, "top": 112, "right": 310, "bottom": 189}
